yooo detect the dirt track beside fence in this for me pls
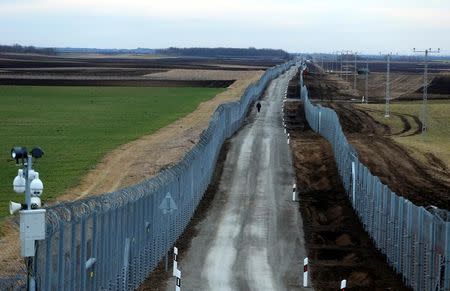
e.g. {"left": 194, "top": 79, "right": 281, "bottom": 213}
{"left": 286, "top": 101, "right": 410, "bottom": 291}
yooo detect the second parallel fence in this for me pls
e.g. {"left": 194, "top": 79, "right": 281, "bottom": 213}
{"left": 299, "top": 66, "right": 450, "bottom": 291}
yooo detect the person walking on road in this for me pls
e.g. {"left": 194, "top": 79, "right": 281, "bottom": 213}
{"left": 256, "top": 102, "right": 262, "bottom": 113}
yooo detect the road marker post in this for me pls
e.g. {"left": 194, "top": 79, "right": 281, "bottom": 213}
{"left": 292, "top": 183, "right": 297, "bottom": 202}
{"left": 340, "top": 279, "right": 347, "bottom": 291}
{"left": 351, "top": 161, "right": 356, "bottom": 206}
{"left": 303, "top": 257, "right": 308, "bottom": 287}
{"left": 175, "top": 269, "right": 182, "bottom": 291}
{"left": 173, "top": 247, "right": 178, "bottom": 276}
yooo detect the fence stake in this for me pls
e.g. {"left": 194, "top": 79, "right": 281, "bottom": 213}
{"left": 303, "top": 257, "right": 308, "bottom": 287}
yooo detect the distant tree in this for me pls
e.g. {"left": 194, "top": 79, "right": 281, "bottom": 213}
{"left": 156, "top": 47, "right": 292, "bottom": 60}
{"left": 0, "top": 44, "right": 57, "bottom": 55}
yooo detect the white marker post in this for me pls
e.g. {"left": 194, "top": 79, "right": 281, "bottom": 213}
{"left": 351, "top": 161, "right": 356, "bottom": 206}
{"left": 175, "top": 269, "right": 182, "bottom": 291}
{"left": 292, "top": 183, "right": 297, "bottom": 202}
{"left": 340, "top": 279, "right": 347, "bottom": 291}
{"left": 287, "top": 138, "right": 290, "bottom": 145}
{"left": 303, "top": 257, "right": 308, "bottom": 287}
{"left": 173, "top": 247, "right": 178, "bottom": 276}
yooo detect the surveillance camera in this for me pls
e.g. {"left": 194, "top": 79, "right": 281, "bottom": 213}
{"left": 11, "top": 147, "right": 28, "bottom": 164}
{"left": 13, "top": 169, "right": 26, "bottom": 193}
{"left": 30, "top": 173, "right": 44, "bottom": 196}
{"left": 30, "top": 147, "right": 44, "bottom": 159}
{"left": 30, "top": 197, "right": 42, "bottom": 209}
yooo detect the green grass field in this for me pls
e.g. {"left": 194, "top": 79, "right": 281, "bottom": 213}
{"left": 0, "top": 85, "right": 224, "bottom": 219}
{"left": 357, "top": 100, "right": 450, "bottom": 167}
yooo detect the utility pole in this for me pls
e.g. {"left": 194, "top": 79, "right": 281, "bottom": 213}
{"left": 340, "top": 52, "right": 343, "bottom": 78}
{"left": 321, "top": 56, "right": 324, "bottom": 72}
{"left": 385, "top": 53, "right": 391, "bottom": 118}
{"left": 332, "top": 51, "right": 336, "bottom": 73}
{"left": 331, "top": 52, "right": 334, "bottom": 72}
{"left": 353, "top": 52, "right": 358, "bottom": 90}
{"left": 413, "top": 48, "right": 440, "bottom": 135}
{"left": 340, "top": 50, "right": 352, "bottom": 82}
{"left": 345, "top": 53, "right": 349, "bottom": 82}
{"left": 365, "top": 60, "right": 369, "bottom": 103}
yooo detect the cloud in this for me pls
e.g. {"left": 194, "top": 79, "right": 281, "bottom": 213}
{"left": 0, "top": 0, "right": 338, "bottom": 26}
{"left": 0, "top": 0, "right": 448, "bottom": 52}
{"left": 2, "top": 0, "right": 448, "bottom": 29}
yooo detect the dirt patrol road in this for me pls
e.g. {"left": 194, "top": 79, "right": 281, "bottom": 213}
{"left": 159, "top": 67, "right": 310, "bottom": 291}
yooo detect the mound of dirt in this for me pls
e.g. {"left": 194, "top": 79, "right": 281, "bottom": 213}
{"left": 418, "top": 75, "right": 450, "bottom": 94}
{"left": 286, "top": 96, "right": 409, "bottom": 290}
{"left": 328, "top": 103, "right": 450, "bottom": 210}
{"left": 335, "top": 234, "right": 353, "bottom": 246}
{"left": 348, "top": 271, "right": 373, "bottom": 286}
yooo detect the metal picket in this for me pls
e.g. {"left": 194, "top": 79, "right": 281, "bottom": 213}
{"left": 299, "top": 66, "right": 450, "bottom": 291}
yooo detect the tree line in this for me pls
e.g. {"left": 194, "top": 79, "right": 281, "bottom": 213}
{"left": 0, "top": 44, "right": 57, "bottom": 55}
{"left": 156, "top": 47, "right": 291, "bottom": 59}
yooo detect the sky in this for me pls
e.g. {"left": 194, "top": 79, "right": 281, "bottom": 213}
{"left": 1, "top": 0, "right": 449, "bottom": 54}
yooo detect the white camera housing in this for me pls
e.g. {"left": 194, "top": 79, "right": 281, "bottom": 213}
{"left": 13, "top": 169, "right": 26, "bottom": 193}
{"left": 30, "top": 173, "right": 44, "bottom": 196}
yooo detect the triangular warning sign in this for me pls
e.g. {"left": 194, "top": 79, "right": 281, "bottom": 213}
{"left": 159, "top": 192, "right": 178, "bottom": 214}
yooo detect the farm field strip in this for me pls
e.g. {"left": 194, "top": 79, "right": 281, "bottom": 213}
{"left": 0, "top": 85, "right": 224, "bottom": 220}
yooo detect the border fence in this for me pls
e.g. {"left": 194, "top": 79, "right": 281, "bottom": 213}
{"left": 0, "top": 60, "right": 296, "bottom": 290}
{"left": 299, "top": 66, "right": 450, "bottom": 291}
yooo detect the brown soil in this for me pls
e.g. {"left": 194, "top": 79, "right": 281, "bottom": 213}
{"left": 310, "top": 62, "right": 450, "bottom": 102}
{"left": 0, "top": 77, "right": 235, "bottom": 87}
{"left": 303, "top": 66, "right": 450, "bottom": 210}
{"left": 418, "top": 74, "right": 450, "bottom": 94}
{"left": 355, "top": 72, "right": 425, "bottom": 101}
{"left": 325, "top": 60, "right": 450, "bottom": 74}
{"left": 303, "top": 67, "right": 358, "bottom": 101}
{"left": 286, "top": 100, "right": 410, "bottom": 291}
{"left": 143, "top": 69, "right": 261, "bottom": 81}
{"left": 287, "top": 68, "right": 300, "bottom": 98}
{"left": 0, "top": 53, "right": 282, "bottom": 70}
{"left": 324, "top": 103, "right": 450, "bottom": 210}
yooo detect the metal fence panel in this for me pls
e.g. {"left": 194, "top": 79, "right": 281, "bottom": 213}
{"left": 299, "top": 67, "right": 450, "bottom": 291}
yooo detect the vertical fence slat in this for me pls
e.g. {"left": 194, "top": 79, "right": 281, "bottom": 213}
{"left": 299, "top": 64, "right": 450, "bottom": 291}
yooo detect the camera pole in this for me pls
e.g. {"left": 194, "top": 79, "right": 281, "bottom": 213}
{"left": 25, "top": 155, "right": 32, "bottom": 210}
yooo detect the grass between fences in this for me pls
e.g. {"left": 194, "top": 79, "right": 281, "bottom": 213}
{"left": 0, "top": 85, "right": 224, "bottom": 221}
{"left": 357, "top": 100, "right": 450, "bottom": 167}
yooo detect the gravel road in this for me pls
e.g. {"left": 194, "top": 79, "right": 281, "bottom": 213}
{"left": 162, "top": 67, "right": 311, "bottom": 291}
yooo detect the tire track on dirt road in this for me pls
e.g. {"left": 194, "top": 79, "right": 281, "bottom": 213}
{"left": 155, "top": 66, "right": 310, "bottom": 291}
